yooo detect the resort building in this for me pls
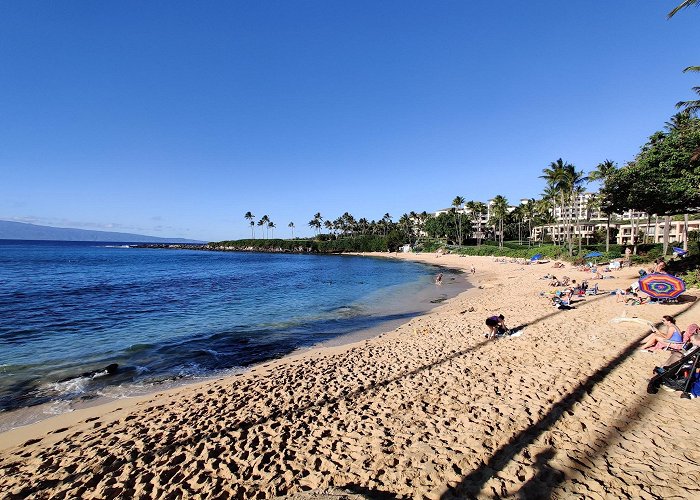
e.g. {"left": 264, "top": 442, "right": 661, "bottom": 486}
{"left": 616, "top": 218, "right": 700, "bottom": 245}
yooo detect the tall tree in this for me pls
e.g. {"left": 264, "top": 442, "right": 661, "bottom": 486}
{"left": 452, "top": 196, "right": 465, "bottom": 246}
{"left": 606, "top": 116, "right": 700, "bottom": 255}
{"left": 521, "top": 198, "right": 537, "bottom": 246}
{"left": 244, "top": 211, "right": 255, "bottom": 239}
{"left": 381, "top": 213, "right": 393, "bottom": 237}
{"left": 268, "top": 221, "right": 276, "bottom": 239}
{"left": 288, "top": 221, "right": 295, "bottom": 239}
{"left": 489, "top": 195, "right": 509, "bottom": 248}
{"left": 588, "top": 159, "right": 618, "bottom": 252}
{"left": 259, "top": 215, "right": 270, "bottom": 239}
{"left": 541, "top": 158, "right": 582, "bottom": 252}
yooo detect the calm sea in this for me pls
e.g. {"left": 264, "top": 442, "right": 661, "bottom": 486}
{"left": 0, "top": 240, "right": 465, "bottom": 426}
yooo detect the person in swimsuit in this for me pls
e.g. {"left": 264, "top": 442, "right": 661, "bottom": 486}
{"left": 640, "top": 315, "right": 682, "bottom": 350}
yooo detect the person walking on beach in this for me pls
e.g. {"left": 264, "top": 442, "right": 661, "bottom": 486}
{"left": 470, "top": 265, "right": 476, "bottom": 275}
{"left": 435, "top": 273, "right": 443, "bottom": 285}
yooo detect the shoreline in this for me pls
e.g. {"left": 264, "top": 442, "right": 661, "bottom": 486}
{"left": 2, "top": 253, "right": 699, "bottom": 498}
{"left": 0, "top": 254, "right": 469, "bottom": 436}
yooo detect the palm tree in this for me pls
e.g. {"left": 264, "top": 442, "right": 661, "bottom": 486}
{"left": 675, "top": 72, "right": 700, "bottom": 116}
{"left": 288, "top": 222, "right": 295, "bottom": 239}
{"left": 382, "top": 213, "right": 392, "bottom": 237}
{"left": 540, "top": 159, "right": 568, "bottom": 247}
{"left": 521, "top": 199, "right": 536, "bottom": 246}
{"left": 489, "top": 195, "right": 509, "bottom": 248}
{"left": 542, "top": 159, "right": 585, "bottom": 256}
{"left": 244, "top": 212, "right": 255, "bottom": 239}
{"left": 466, "top": 201, "right": 487, "bottom": 246}
{"left": 668, "top": 0, "right": 699, "bottom": 18}
{"left": 534, "top": 197, "right": 554, "bottom": 244}
{"left": 566, "top": 167, "right": 588, "bottom": 256}
{"left": 268, "top": 221, "right": 276, "bottom": 239}
{"left": 452, "top": 196, "right": 465, "bottom": 246}
{"left": 358, "top": 218, "right": 369, "bottom": 235}
{"left": 588, "top": 159, "right": 617, "bottom": 252}
{"left": 259, "top": 215, "right": 270, "bottom": 238}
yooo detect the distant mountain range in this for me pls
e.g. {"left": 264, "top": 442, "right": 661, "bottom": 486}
{"left": 0, "top": 220, "right": 205, "bottom": 243}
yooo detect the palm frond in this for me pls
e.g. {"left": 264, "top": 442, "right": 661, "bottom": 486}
{"left": 683, "top": 65, "right": 700, "bottom": 73}
{"left": 676, "top": 100, "right": 700, "bottom": 115}
{"left": 668, "top": 0, "right": 699, "bottom": 18}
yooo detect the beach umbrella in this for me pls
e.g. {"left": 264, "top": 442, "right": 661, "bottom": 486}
{"left": 530, "top": 253, "right": 543, "bottom": 261}
{"left": 638, "top": 273, "right": 686, "bottom": 300}
{"left": 584, "top": 251, "right": 603, "bottom": 258}
{"left": 673, "top": 247, "right": 688, "bottom": 257}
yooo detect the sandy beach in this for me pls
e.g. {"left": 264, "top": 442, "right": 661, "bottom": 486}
{"left": 1, "top": 252, "right": 699, "bottom": 499}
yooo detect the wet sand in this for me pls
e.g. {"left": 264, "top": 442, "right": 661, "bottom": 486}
{"left": 1, "top": 253, "right": 699, "bottom": 498}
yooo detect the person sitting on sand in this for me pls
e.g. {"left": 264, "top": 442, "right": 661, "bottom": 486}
{"left": 654, "top": 258, "right": 667, "bottom": 274}
{"left": 640, "top": 315, "right": 682, "bottom": 351}
{"left": 485, "top": 314, "right": 509, "bottom": 339}
{"left": 615, "top": 287, "right": 632, "bottom": 302}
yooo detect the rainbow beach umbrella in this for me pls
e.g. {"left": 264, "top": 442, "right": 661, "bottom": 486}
{"left": 638, "top": 273, "right": 686, "bottom": 300}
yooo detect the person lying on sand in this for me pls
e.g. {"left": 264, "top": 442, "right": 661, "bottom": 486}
{"left": 640, "top": 315, "right": 682, "bottom": 351}
{"left": 625, "top": 293, "right": 648, "bottom": 306}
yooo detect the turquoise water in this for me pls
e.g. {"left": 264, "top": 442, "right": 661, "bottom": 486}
{"left": 0, "top": 241, "right": 462, "bottom": 415}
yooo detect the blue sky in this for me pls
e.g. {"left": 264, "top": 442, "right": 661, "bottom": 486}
{"left": 1, "top": 1, "right": 697, "bottom": 241}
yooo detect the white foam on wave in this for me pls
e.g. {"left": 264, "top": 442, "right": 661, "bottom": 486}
{"left": 43, "top": 400, "right": 74, "bottom": 416}
{"left": 47, "top": 377, "right": 89, "bottom": 398}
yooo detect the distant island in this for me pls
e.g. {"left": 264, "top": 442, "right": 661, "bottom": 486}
{"left": 0, "top": 220, "right": 204, "bottom": 243}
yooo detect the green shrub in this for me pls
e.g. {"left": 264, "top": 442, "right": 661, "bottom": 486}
{"left": 680, "top": 268, "right": 700, "bottom": 289}
{"left": 209, "top": 236, "right": 391, "bottom": 253}
{"left": 416, "top": 240, "right": 442, "bottom": 253}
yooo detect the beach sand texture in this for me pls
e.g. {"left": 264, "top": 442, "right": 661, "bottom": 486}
{"left": 1, "top": 254, "right": 699, "bottom": 499}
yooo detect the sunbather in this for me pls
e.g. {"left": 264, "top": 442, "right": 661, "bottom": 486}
{"left": 649, "top": 323, "right": 699, "bottom": 352}
{"left": 625, "top": 293, "right": 648, "bottom": 306}
{"left": 640, "top": 315, "right": 682, "bottom": 350}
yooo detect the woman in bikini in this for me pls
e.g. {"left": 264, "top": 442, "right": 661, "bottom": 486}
{"left": 640, "top": 315, "right": 682, "bottom": 350}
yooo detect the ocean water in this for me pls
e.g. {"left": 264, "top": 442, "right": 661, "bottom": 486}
{"left": 0, "top": 241, "right": 464, "bottom": 423}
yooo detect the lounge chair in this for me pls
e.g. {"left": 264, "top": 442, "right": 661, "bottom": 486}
{"left": 586, "top": 283, "right": 598, "bottom": 296}
{"left": 650, "top": 324, "right": 699, "bottom": 352}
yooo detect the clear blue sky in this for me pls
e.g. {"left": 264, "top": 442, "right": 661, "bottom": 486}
{"left": 1, "top": 1, "right": 697, "bottom": 241}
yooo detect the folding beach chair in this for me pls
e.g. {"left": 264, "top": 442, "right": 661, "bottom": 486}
{"left": 648, "top": 345, "right": 700, "bottom": 399}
